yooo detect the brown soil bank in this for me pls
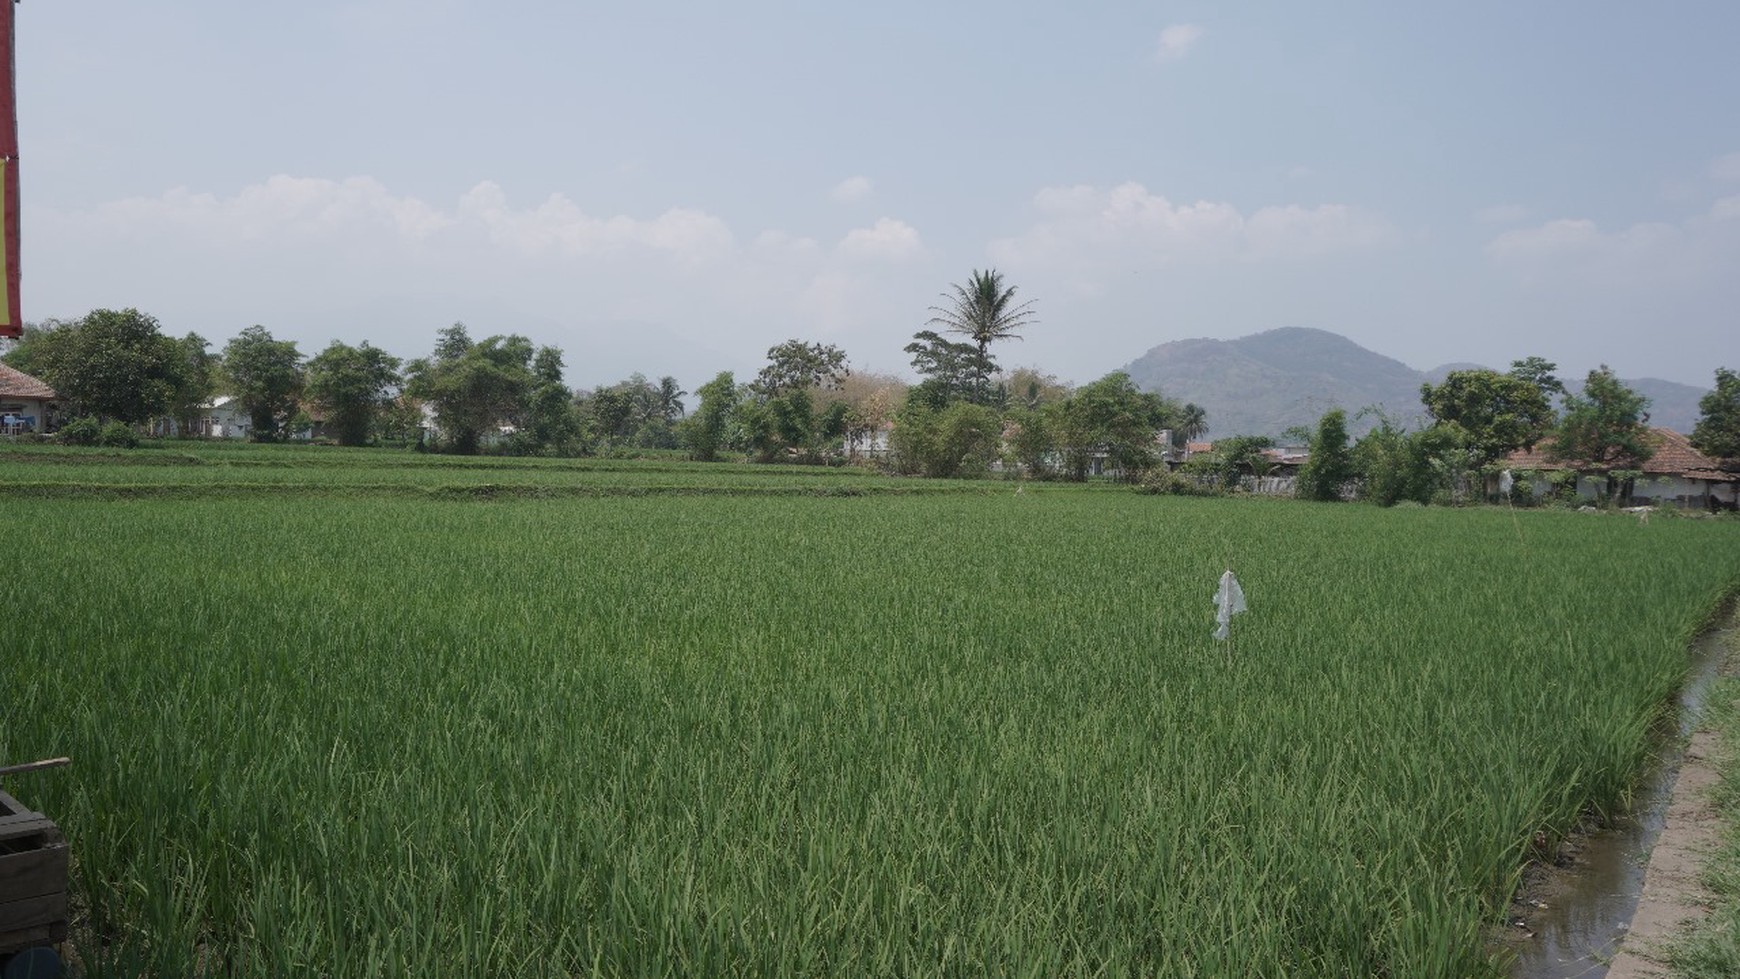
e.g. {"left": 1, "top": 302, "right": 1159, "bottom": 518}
{"left": 1603, "top": 725, "right": 1724, "bottom": 977}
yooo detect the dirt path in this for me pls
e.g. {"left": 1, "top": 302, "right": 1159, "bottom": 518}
{"left": 1604, "top": 714, "right": 1728, "bottom": 976}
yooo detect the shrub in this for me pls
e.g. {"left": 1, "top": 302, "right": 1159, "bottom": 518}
{"left": 56, "top": 416, "right": 102, "bottom": 445}
{"left": 98, "top": 421, "right": 141, "bottom": 448}
{"left": 1137, "top": 468, "right": 1220, "bottom": 497}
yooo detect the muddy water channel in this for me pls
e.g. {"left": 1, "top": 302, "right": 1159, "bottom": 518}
{"left": 1498, "top": 620, "right": 1733, "bottom": 979}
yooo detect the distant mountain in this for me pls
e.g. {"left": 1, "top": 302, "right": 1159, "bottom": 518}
{"left": 1119, "top": 327, "right": 1707, "bottom": 439}
{"left": 1612, "top": 378, "right": 1706, "bottom": 436}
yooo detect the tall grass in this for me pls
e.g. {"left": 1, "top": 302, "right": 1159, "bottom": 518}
{"left": 3, "top": 476, "right": 1737, "bottom": 976}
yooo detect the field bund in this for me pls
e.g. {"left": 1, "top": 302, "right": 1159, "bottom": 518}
{"left": 4, "top": 444, "right": 1739, "bottom": 977}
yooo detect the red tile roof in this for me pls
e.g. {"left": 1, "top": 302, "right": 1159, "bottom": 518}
{"left": 0, "top": 363, "right": 56, "bottom": 400}
{"left": 1504, "top": 428, "right": 1737, "bottom": 480}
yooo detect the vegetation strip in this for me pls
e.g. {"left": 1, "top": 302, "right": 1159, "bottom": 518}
{"left": 0, "top": 479, "right": 989, "bottom": 500}
{"left": 4, "top": 471, "right": 1739, "bottom": 977}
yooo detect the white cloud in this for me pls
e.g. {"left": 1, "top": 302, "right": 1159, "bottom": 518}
{"left": 34, "top": 174, "right": 944, "bottom": 386}
{"left": 988, "top": 182, "right": 1390, "bottom": 287}
{"left": 85, "top": 175, "right": 452, "bottom": 242}
{"left": 1486, "top": 196, "right": 1740, "bottom": 286}
{"left": 456, "top": 181, "right": 735, "bottom": 259}
{"left": 831, "top": 176, "right": 874, "bottom": 203}
{"left": 1155, "top": 24, "right": 1204, "bottom": 63}
{"left": 837, "top": 218, "right": 923, "bottom": 261}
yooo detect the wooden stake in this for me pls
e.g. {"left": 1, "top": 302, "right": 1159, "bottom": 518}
{"left": 0, "top": 757, "right": 70, "bottom": 778}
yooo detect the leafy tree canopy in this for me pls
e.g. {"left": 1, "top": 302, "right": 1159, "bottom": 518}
{"left": 753, "top": 340, "right": 849, "bottom": 398}
{"left": 1691, "top": 367, "right": 1740, "bottom": 460}
{"left": 224, "top": 326, "right": 306, "bottom": 442}
{"left": 305, "top": 340, "right": 403, "bottom": 446}
{"left": 1420, "top": 368, "right": 1555, "bottom": 467}
{"left": 23, "top": 309, "right": 186, "bottom": 424}
{"left": 904, "top": 330, "right": 996, "bottom": 409}
{"left": 1508, "top": 356, "right": 1566, "bottom": 400}
{"left": 1050, "top": 372, "right": 1177, "bottom": 481}
{"left": 681, "top": 371, "right": 740, "bottom": 462}
{"left": 166, "top": 333, "right": 221, "bottom": 435}
{"left": 1549, "top": 364, "right": 1653, "bottom": 471}
{"left": 405, "top": 324, "right": 541, "bottom": 454}
{"left": 1296, "top": 408, "right": 1354, "bottom": 502}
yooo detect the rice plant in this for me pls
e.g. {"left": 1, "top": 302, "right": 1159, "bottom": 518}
{"left": 3, "top": 454, "right": 1737, "bottom": 977}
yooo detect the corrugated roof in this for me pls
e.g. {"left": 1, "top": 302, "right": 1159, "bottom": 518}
{"left": 0, "top": 362, "right": 57, "bottom": 400}
{"left": 1504, "top": 428, "right": 1735, "bottom": 480}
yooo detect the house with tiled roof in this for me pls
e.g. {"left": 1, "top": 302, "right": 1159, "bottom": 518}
{"left": 1502, "top": 427, "right": 1738, "bottom": 510}
{"left": 0, "top": 363, "right": 57, "bottom": 434}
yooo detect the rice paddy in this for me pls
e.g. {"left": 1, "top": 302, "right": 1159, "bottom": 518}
{"left": 3, "top": 444, "right": 1738, "bottom": 977}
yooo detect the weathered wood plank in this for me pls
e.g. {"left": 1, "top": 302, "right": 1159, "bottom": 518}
{"left": 0, "top": 890, "right": 67, "bottom": 933}
{"left": 0, "top": 843, "right": 67, "bottom": 898}
{"left": 0, "top": 818, "right": 56, "bottom": 845}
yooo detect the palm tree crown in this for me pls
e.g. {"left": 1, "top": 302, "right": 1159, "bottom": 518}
{"left": 926, "top": 269, "right": 1037, "bottom": 361}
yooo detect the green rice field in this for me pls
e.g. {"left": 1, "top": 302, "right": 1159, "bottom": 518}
{"left": 4, "top": 443, "right": 1739, "bottom": 977}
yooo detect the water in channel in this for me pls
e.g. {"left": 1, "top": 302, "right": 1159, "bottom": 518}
{"left": 1501, "top": 619, "right": 1734, "bottom": 979}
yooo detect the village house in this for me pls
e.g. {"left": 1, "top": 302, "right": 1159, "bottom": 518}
{"left": 0, "top": 362, "right": 57, "bottom": 434}
{"left": 149, "top": 396, "right": 253, "bottom": 439}
{"left": 1503, "top": 427, "right": 1738, "bottom": 510}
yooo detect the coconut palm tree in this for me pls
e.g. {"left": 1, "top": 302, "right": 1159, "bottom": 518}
{"left": 927, "top": 269, "right": 1036, "bottom": 396}
{"left": 1174, "top": 402, "right": 1207, "bottom": 448}
{"left": 655, "top": 376, "right": 687, "bottom": 421}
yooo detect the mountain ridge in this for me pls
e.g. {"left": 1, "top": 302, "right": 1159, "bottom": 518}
{"left": 1118, "top": 327, "right": 1708, "bottom": 439}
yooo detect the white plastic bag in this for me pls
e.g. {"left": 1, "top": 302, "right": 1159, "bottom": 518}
{"left": 1214, "top": 570, "right": 1246, "bottom": 641}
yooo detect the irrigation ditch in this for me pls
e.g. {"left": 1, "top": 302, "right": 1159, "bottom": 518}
{"left": 1497, "top": 603, "right": 1738, "bottom": 979}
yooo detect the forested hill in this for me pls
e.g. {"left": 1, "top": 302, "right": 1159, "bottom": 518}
{"left": 1118, "top": 327, "right": 1707, "bottom": 439}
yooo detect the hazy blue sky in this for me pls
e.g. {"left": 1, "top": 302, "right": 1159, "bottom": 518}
{"left": 18, "top": 1, "right": 1740, "bottom": 391}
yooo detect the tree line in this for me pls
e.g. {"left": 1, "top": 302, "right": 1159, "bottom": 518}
{"left": 4, "top": 272, "right": 1735, "bottom": 501}
{"left": 1213, "top": 357, "right": 1738, "bottom": 507}
{"left": 0, "top": 269, "right": 1209, "bottom": 480}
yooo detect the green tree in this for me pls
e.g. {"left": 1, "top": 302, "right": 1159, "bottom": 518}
{"left": 404, "top": 324, "right": 537, "bottom": 454}
{"left": 305, "top": 340, "right": 403, "bottom": 446}
{"left": 999, "top": 367, "right": 1070, "bottom": 410}
{"left": 519, "top": 347, "right": 581, "bottom": 455}
{"left": 166, "top": 333, "right": 221, "bottom": 436}
{"left": 681, "top": 371, "right": 740, "bottom": 462}
{"left": 1295, "top": 408, "right": 1354, "bottom": 502}
{"left": 1420, "top": 368, "right": 1555, "bottom": 467}
{"left": 904, "top": 330, "right": 997, "bottom": 409}
{"left": 577, "top": 373, "right": 685, "bottom": 450}
{"left": 1352, "top": 414, "right": 1416, "bottom": 506}
{"left": 1509, "top": 356, "right": 1567, "bottom": 401}
{"left": 1192, "top": 435, "right": 1275, "bottom": 491}
{"left": 20, "top": 309, "right": 185, "bottom": 424}
{"left": 224, "top": 326, "right": 306, "bottom": 442}
{"left": 1004, "top": 405, "right": 1055, "bottom": 479}
{"left": 1050, "top": 372, "right": 1175, "bottom": 481}
{"left": 1549, "top": 365, "right": 1654, "bottom": 502}
{"left": 752, "top": 340, "right": 849, "bottom": 397}
{"left": 0, "top": 318, "right": 70, "bottom": 377}
{"left": 926, "top": 269, "right": 1036, "bottom": 398}
{"left": 889, "top": 400, "right": 1002, "bottom": 478}
{"left": 1173, "top": 402, "right": 1208, "bottom": 449}
{"left": 1690, "top": 367, "right": 1740, "bottom": 460}
{"left": 654, "top": 376, "right": 687, "bottom": 422}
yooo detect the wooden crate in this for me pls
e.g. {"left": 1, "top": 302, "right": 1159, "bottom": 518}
{"left": 0, "top": 788, "right": 68, "bottom": 955}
